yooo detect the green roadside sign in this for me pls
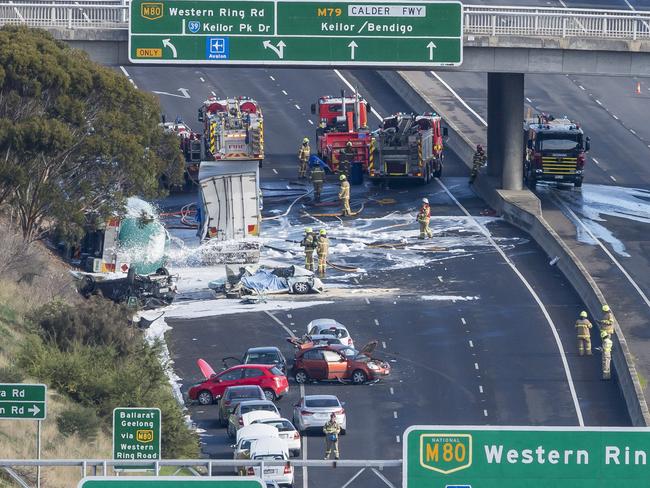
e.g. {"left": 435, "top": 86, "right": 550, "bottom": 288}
{"left": 129, "top": 0, "right": 462, "bottom": 66}
{"left": 404, "top": 426, "right": 650, "bottom": 488}
{"left": 78, "top": 477, "right": 265, "bottom": 487}
{"left": 113, "top": 408, "right": 161, "bottom": 462}
{"left": 0, "top": 383, "right": 46, "bottom": 420}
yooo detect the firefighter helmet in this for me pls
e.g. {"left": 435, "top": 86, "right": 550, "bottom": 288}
{"left": 580, "top": 311, "right": 588, "bottom": 318}
{"left": 339, "top": 174, "right": 347, "bottom": 180}
{"left": 422, "top": 198, "right": 429, "bottom": 204}
{"left": 602, "top": 304, "right": 611, "bottom": 312}
{"left": 600, "top": 330, "right": 610, "bottom": 339}
{"left": 320, "top": 229, "right": 327, "bottom": 235}
{"left": 303, "top": 137, "right": 309, "bottom": 144}
{"left": 305, "top": 227, "right": 313, "bottom": 233}
{"left": 346, "top": 141, "right": 352, "bottom": 147}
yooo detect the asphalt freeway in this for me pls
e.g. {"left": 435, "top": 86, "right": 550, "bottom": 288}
{"left": 122, "top": 55, "right": 633, "bottom": 488}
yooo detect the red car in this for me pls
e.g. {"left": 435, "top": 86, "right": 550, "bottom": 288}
{"left": 188, "top": 360, "right": 289, "bottom": 405}
{"left": 292, "top": 342, "right": 390, "bottom": 385}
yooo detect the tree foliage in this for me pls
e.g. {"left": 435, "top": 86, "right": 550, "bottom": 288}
{"left": 0, "top": 27, "right": 183, "bottom": 241}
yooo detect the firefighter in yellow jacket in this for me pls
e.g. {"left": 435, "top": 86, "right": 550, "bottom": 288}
{"left": 316, "top": 229, "right": 329, "bottom": 276}
{"left": 417, "top": 198, "right": 433, "bottom": 239}
{"left": 300, "top": 227, "right": 316, "bottom": 271}
{"left": 323, "top": 413, "right": 341, "bottom": 460}
{"left": 600, "top": 330, "right": 613, "bottom": 380}
{"left": 599, "top": 304, "right": 615, "bottom": 336}
{"left": 298, "top": 137, "right": 310, "bottom": 178}
{"left": 338, "top": 174, "right": 351, "bottom": 216}
{"left": 575, "top": 311, "right": 593, "bottom": 356}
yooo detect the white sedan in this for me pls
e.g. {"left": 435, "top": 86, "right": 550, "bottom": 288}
{"left": 292, "top": 395, "right": 346, "bottom": 434}
{"left": 306, "top": 319, "right": 354, "bottom": 348}
{"left": 253, "top": 417, "right": 301, "bottom": 457}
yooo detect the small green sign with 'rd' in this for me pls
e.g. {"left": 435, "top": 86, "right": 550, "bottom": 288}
{"left": 0, "top": 383, "right": 46, "bottom": 420}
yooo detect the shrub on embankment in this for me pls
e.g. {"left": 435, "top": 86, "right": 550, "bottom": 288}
{"left": 18, "top": 297, "right": 200, "bottom": 458}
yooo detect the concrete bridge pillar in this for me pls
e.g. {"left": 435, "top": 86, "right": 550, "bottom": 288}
{"left": 487, "top": 72, "right": 524, "bottom": 191}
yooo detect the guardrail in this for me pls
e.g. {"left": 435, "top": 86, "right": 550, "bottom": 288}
{"left": 0, "top": 3, "right": 649, "bottom": 41}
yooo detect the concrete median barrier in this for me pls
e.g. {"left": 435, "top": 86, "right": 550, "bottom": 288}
{"left": 383, "top": 70, "right": 650, "bottom": 426}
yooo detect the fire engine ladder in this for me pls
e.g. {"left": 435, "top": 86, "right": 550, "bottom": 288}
{"left": 249, "top": 118, "right": 262, "bottom": 155}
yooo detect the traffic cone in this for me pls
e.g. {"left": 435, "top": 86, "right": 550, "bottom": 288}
{"left": 636, "top": 81, "right": 642, "bottom": 95}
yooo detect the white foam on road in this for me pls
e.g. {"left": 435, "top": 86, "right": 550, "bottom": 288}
{"left": 160, "top": 298, "right": 333, "bottom": 320}
{"left": 421, "top": 295, "right": 480, "bottom": 301}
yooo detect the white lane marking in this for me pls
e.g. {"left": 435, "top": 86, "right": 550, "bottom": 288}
{"left": 393, "top": 411, "right": 398, "bottom": 419}
{"left": 474, "top": 362, "right": 479, "bottom": 370}
{"left": 469, "top": 340, "right": 474, "bottom": 348}
{"left": 389, "top": 387, "right": 394, "bottom": 395}
{"left": 612, "top": 114, "right": 619, "bottom": 120}
{"left": 372, "top": 468, "right": 397, "bottom": 488}
{"left": 382, "top": 341, "right": 387, "bottom": 349}
{"left": 273, "top": 168, "right": 278, "bottom": 174}
{"left": 374, "top": 319, "right": 380, "bottom": 326}
{"left": 269, "top": 75, "right": 275, "bottom": 81}
{"left": 295, "top": 104, "right": 301, "bottom": 110}
{"left": 308, "top": 120, "right": 314, "bottom": 125}
{"left": 630, "top": 128, "right": 637, "bottom": 135}
{"left": 437, "top": 276, "right": 443, "bottom": 282}
{"left": 461, "top": 317, "right": 466, "bottom": 325}
{"left": 555, "top": 200, "right": 650, "bottom": 311}
{"left": 290, "top": 322, "right": 295, "bottom": 326}
{"left": 595, "top": 99, "right": 603, "bottom": 106}
{"left": 479, "top": 385, "right": 484, "bottom": 393}
{"left": 287, "top": 313, "right": 292, "bottom": 319}
{"left": 200, "top": 77, "right": 205, "bottom": 82}
{"left": 365, "top": 298, "right": 370, "bottom": 304}
{"left": 436, "top": 178, "right": 585, "bottom": 427}
{"left": 282, "top": 90, "right": 288, "bottom": 95}
{"left": 610, "top": 175, "right": 617, "bottom": 182}
{"left": 525, "top": 97, "right": 532, "bottom": 103}
{"left": 592, "top": 157, "right": 600, "bottom": 166}
{"left": 119, "top": 66, "right": 130, "bottom": 77}
{"left": 429, "top": 71, "right": 487, "bottom": 126}
{"left": 211, "top": 90, "right": 216, "bottom": 96}
{"left": 394, "top": 437, "right": 400, "bottom": 445}
{"left": 483, "top": 409, "right": 488, "bottom": 417}
{"left": 341, "top": 469, "right": 366, "bottom": 488}
{"left": 578, "top": 85, "right": 585, "bottom": 90}
{"left": 264, "top": 311, "right": 295, "bottom": 338}
{"left": 332, "top": 69, "right": 383, "bottom": 122}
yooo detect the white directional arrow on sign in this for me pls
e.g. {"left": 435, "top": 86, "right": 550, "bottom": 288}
{"left": 28, "top": 405, "right": 40, "bottom": 417}
{"left": 348, "top": 41, "right": 358, "bottom": 60}
{"left": 427, "top": 41, "right": 437, "bottom": 61}
{"left": 152, "top": 88, "right": 191, "bottom": 99}
{"left": 263, "top": 40, "right": 286, "bottom": 59}
{"left": 162, "top": 38, "right": 177, "bottom": 58}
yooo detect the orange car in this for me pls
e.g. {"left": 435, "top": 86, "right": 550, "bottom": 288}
{"left": 292, "top": 342, "right": 390, "bottom": 385}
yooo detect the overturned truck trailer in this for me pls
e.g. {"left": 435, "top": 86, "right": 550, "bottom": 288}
{"left": 197, "top": 160, "right": 261, "bottom": 264}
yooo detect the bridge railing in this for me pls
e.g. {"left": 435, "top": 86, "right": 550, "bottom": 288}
{"left": 0, "top": 3, "right": 649, "bottom": 41}
{"left": 464, "top": 5, "right": 650, "bottom": 40}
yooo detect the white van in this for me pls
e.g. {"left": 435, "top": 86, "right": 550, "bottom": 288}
{"left": 232, "top": 424, "right": 279, "bottom": 474}
{"left": 243, "top": 437, "right": 293, "bottom": 487}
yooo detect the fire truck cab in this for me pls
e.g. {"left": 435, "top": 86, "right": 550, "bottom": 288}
{"left": 311, "top": 94, "right": 371, "bottom": 173}
{"left": 524, "top": 114, "right": 590, "bottom": 188}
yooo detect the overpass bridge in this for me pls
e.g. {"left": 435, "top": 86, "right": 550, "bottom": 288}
{"left": 2, "top": 2, "right": 648, "bottom": 189}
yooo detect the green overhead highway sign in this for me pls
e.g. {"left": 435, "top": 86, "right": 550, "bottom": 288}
{"left": 129, "top": 0, "right": 462, "bottom": 66}
{"left": 78, "top": 477, "right": 265, "bottom": 487}
{"left": 0, "top": 383, "right": 46, "bottom": 420}
{"left": 113, "top": 407, "right": 161, "bottom": 461}
{"left": 404, "top": 426, "right": 650, "bottom": 488}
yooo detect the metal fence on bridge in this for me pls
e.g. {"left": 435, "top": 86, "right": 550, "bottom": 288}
{"left": 0, "top": 3, "right": 649, "bottom": 41}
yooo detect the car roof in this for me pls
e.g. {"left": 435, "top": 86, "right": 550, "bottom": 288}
{"left": 309, "top": 334, "right": 342, "bottom": 341}
{"left": 246, "top": 347, "right": 281, "bottom": 354}
{"left": 238, "top": 400, "right": 275, "bottom": 408}
{"left": 243, "top": 411, "right": 281, "bottom": 423}
{"left": 308, "top": 318, "right": 345, "bottom": 328}
{"left": 255, "top": 417, "right": 294, "bottom": 426}
{"left": 304, "top": 394, "right": 340, "bottom": 401}
{"left": 237, "top": 424, "right": 279, "bottom": 442}
{"left": 250, "top": 436, "right": 289, "bottom": 455}
{"left": 227, "top": 364, "right": 274, "bottom": 371}
{"left": 225, "top": 385, "right": 263, "bottom": 391}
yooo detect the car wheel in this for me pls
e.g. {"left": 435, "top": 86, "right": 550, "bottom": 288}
{"left": 351, "top": 370, "right": 367, "bottom": 384}
{"left": 294, "top": 369, "right": 309, "bottom": 384}
{"left": 292, "top": 281, "right": 311, "bottom": 295}
{"left": 340, "top": 428, "right": 346, "bottom": 435}
{"left": 197, "top": 390, "right": 213, "bottom": 405}
{"left": 263, "top": 388, "right": 277, "bottom": 401}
